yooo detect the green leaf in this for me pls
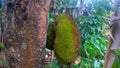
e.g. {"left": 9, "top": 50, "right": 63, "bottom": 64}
{"left": 0, "top": 43, "right": 4, "bottom": 50}
{"left": 1, "top": 60, "right": 6, "bottom": 65}
{"left": 112, "top": 55, "right": 120, "bottom": 68}
{"left": 111, "top": 49, "right": 120, "bottom": 55}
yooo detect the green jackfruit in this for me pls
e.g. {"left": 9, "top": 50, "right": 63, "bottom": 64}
{"left": 46, "top": 23, "right": 55, "bottom": 50}
{"left": 54, "top": 13, "right": 80, "bottom": 64}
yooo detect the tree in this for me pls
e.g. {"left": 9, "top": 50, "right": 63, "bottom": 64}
{"left": 2, "top": 0, "right": 50, "bottom": 68}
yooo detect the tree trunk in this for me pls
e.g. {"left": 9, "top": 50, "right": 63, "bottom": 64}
{"left": 3, "top": 0, "right": 50, "bottom": 68}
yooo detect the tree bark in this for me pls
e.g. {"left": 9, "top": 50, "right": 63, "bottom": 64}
{"left": 3, "top": 0, "right": 50, "bottom": 68}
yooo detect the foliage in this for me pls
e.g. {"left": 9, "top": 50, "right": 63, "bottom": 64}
{"left": 0, "top": 43, "right": 4, "bottom": 50}
{"left": 111, "top": 49, "right": 120, "bottom": 54}
{"left": 48, "top": 12, "right": 55, "bottom": 23}
{"left": 74, "top": 0, "right": 112, "bottom": 67}
{"left": 1, "top": 60, "right": 5, "bottom": 65}
{"left": 0, "top": 43, "right": 5, "bottom": 66}
{"left": 112, "top": 54, "right": 120, "bottom": 68}
{"left": 48, "top": 0, "right": 79, "bottom": 23}
{"left": 86, "top": 0, "right": 113, "bottom": 16}
{"left": 75, "top": 15, "right": 109, "bottom": 67}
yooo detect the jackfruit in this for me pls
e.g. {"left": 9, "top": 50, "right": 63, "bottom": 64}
{"left": 46, "top": 23, "right": 55, "bottom": 50}
{"left": 54, "top": 13, "right": 80, "bottom": 64}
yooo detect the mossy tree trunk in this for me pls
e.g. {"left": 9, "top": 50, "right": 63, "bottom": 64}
{"left": 2, "top": 0, "right": 50, "bottom": 68}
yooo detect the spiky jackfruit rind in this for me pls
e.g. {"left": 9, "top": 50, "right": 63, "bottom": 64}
{"left": 54, "top": 14, "right": 80, "bottom": 64}
{"left": 46, "top": 23, "right": 55, "bottom": 50}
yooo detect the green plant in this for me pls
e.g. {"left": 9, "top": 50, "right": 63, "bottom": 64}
{"left": 75, "top": 15, "right": 109, "bottom": 68}
{"left": 0, "top": 43, "right": 4, "bottom": 50}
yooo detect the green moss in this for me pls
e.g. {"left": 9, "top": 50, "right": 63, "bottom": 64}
{"left": 46, "top": 23, "right": 55, "bottom": 50}
{"left": 54, "top": 14, "right": 80, "bottom": 64}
